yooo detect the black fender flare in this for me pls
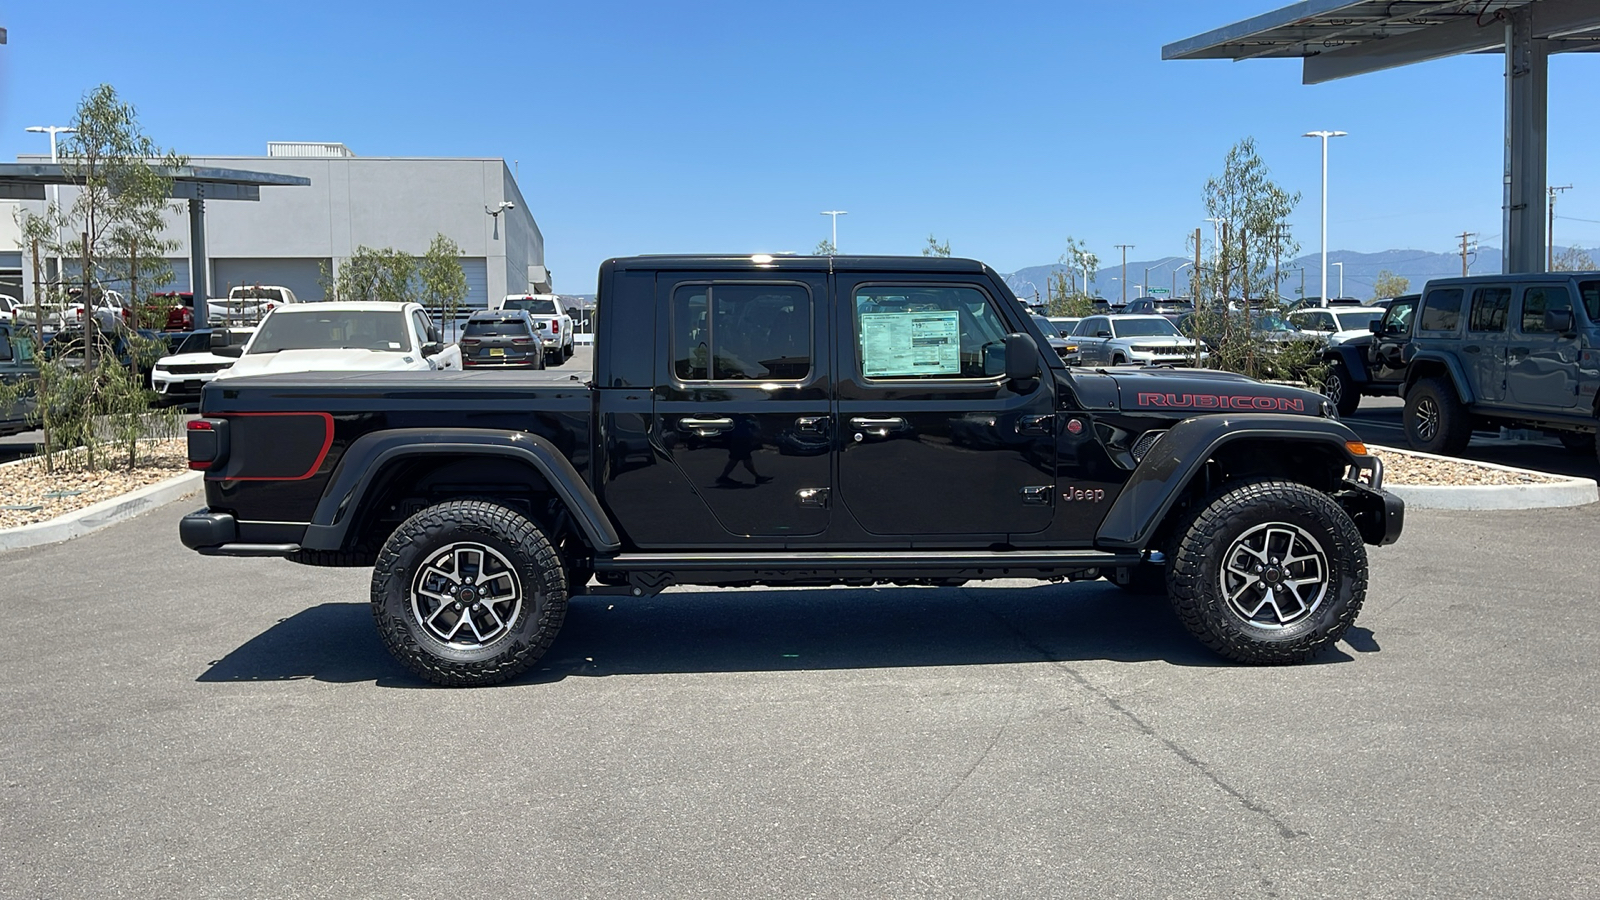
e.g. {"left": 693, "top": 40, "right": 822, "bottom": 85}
{"left": 300, "top": 428, "right": 622, "bottom": 553}
{"left": 1096, "top": 414, "right": 1364, "bottom": 550}
{"left": 1403, "top": 351, "right": 1475, "bottom": 404}
{"left": 1323, "top": 343, "right": 1370, "bottom": 383}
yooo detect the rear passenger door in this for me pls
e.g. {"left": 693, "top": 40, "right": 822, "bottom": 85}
{"left": 1464, "top": 285, "right": 1510, "bottom": 404}
{"left": 1507, "top": 284, "right": 1582, "bottom": 411}
{"left": 653, "top": 273, "right": 832, "bottom": 537}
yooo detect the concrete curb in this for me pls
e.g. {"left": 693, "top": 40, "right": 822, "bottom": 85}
{"left": 0, "top": 472, "right": 202, "bottom": 553}
{"left": 1372, "top": 444, "right": 1599, "bottom": 510}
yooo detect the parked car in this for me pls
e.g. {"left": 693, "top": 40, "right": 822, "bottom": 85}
{"left": 1047, "top": 316, "right": 1081, "bottom": 337}
{"left": 1070, "top": 314, "right": 1205, "bottom": 366}
{"left": 0, "top": 294, "right": 20, "bottom": 324}
{"left": 1286, "top": 296, "right": 1366, "bottom": 313}
{"left": 496, "top": 294, "right": 574, "bottom": 365}
{"left": 1317, "top": 294, "right": 1418, "bottom": 416}
{"left": 1125, "top": 297, "right": 1195, "bottom": 319}
{"left": 1288, "top": 306, "right": 1386, "bottom": 344}
{"left": 207, "top": 285, "right": 298, "bottom": 326}
{"left": 460, "top": 310, "right": 546, "bottom": 370}
{"left": 213, "top": 302, "right": 461, "bottom": 378}
{"left": 1029, "top": 314, "right": 1079, "bottom": 365}
{"left": 1397, "top": 274, "right": 1600, "bottom": 458}
{"left": 61, "top": 289, "right": 130, "bottom": 332}
{"left": 151, "top": 328, "right": 255, "bottom": 404}
{"left": 145, "top": 291, "right": 195, "bottom": 331}
{"left": 179, "top": 253, "right": 1401, "bottom": 686}
{"left": 0, "top": 321, "right": 39, "bottom": 438}
{"left": 1176, "top": 310, "right": 1320, "bottom": 349}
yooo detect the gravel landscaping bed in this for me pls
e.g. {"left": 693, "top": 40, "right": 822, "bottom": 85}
{"left": 1369, "top": 445, "right": 1559, "bottom": 486}
{"left": 0, "top": 439, "right": 188, "bottom": 529}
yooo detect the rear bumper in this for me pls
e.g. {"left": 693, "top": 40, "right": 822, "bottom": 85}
{"left": 179, "top": 509, "right": 301, "bottom": 556}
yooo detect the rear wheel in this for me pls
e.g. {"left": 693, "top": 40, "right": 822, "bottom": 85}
{"left": 1403, "top": 376, "right": 1472, "bottom": 455}
{"left": 371, "top": 499, "right": 567, "bottom": 686}
{"left": 1557, "top": 431, "right": 1595, "bottom": 454}
{"left": 1322, "top": 360, "right": 1360, "bottom": 417}
{"left": 1169, "top": 479, "right": 1367, "bottom": 664}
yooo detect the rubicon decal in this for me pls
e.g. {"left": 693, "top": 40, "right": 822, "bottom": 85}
{"left": 1137, "top": 392, "right": 1305, "bottom": 412}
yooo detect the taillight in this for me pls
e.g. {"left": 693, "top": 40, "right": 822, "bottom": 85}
{"left": 511, "top": 336, "right": 533, "bottom": 344}
{"left": 550, "top": 320, "right": 559, "bottom": 333}
{"left": 462, "top": 338, "right": 481, "bottom": 346}
{"left": 186, "top": 418, "right": 230, "bottom": 471}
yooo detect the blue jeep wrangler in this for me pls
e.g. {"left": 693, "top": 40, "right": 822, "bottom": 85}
{"left": 1399, "top": 273, "right": 1600, "bottom": 459}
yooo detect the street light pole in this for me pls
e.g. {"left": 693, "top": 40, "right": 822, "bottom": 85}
{"left": 1332, "top": 261, "right": 1344, "bottom": 299}
{"left": 1203, "top": 217, "right": 1222, "bottom": 304}
{"left": 1175, "top": 262, "right": 1192, "bottom": 300}
{"left": 1303, "top": 129, "right": 1347, "bottom": 308}
{"left": 25, "top": 125, "right": 76, "bottom": 293}
{"left": 820, "top": 210, "right": 848, "bottom": 254}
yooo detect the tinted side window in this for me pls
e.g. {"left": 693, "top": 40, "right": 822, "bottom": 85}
{"left": 853, "top": 285, "right": 1007, "bottom": 380}
{"left": 1418, "top": 288, "right": 1463, "bottom": 332}
{"left": 1580, "top": 281, "right": 1599, "bottom": 323}
{"left": 0, "top": 331, "right": 12, "bottom": 362}
{"left": 1519, "top": 286, "right": 1572, "bottom": 334}
{"left": 672, "top": 283, "right": 811, "bottom": 381}
{"left": 1383, "top": 300, "right": 1417, "bottom": 334}
{"left": 1468, "top": 287, "right": 1510, "bottom": 333}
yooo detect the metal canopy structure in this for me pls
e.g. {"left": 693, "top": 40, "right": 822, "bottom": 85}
{"left": 1163, "top": 0, "right": 1600, "bottom": 274}
{"left": 0, "top": 163, "right": 310, "bottom": 317}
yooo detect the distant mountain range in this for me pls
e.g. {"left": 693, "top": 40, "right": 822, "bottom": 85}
{"left": 997, "top": 246, "right": 1592, "bottom": 303}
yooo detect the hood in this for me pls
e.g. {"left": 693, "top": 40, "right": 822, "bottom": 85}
{"left": 1326, "top": 329, "right": 1371, "bottom": 347}
{"left": 1094, "top": 367, "right": 1327, "bottom": 416}
{"left": 157, "top": 351, "right": 236, "bottom": 368}
{"left": 217, "top": 348, "right": 416, "bottom": 379}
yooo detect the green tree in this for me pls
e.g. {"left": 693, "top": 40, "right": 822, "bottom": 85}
{"left": 418, "top": 233, "right": 469, "bottom": 325}
{"left": 1061, "top": 236, "right": 1098, "bottom": 297}
{"left": 921, "top": 234, "right": 951, "bottom": 257}
{"left": 1372, "top": 270, "right": 1410, "bottom": 299}
{"left": 1046, "top": 270, "right": 1094, "bottom": 318}
{"left": 324, "top": 246, "right": 419, "bottom": 303}
{"left": 814, "top": 239, "right": 836, "bottom": 257}
{"left": 12, "top": 85, "right": 183, "bottom": 472}
{"left": 1552, "top": 246, "right": 1597, "bottom": 271}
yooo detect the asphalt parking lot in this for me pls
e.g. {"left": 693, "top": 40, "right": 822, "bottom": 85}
{"left": 3, "top": 494, "right": 1597, "bottom": 898}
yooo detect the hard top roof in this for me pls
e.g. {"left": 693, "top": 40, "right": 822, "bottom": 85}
{"left": 605, "top": 254, "right": 991, "bottom": 273}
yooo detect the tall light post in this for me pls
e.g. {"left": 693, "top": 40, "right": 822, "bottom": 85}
{"left": 1331, "top": 261, "right": 1344, "bottom": 299}
{"left": 820, "top": 210, "right": 847, "bottom": 253}
{"left": 1175, "top": 261, "right": 1192, "bottom": 300}
{"left": 1203, "top": 217, "right": 1222, "bottom": 303}
{"left": 1303, "top": 129, "right": 1347, "bottom": 308}
{"left": 26, "top": 125, "right": 76, "bottom": 290}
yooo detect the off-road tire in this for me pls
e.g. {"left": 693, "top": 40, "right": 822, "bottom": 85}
{"left": 1323, "top": 360, "right": 1360, "bottom": 417}
{"left": 1556, "top": 431, "right": 1595, "bottom": 454}
{"left": 1403, "top": 376, "right": 1472, "bottom": 455}
{"left": 371, "top": 499, "right": 567, "bottom": 687}
{"left": 564, "top": 341, "right": 574, "bottom": 360}
{"left": 1169, "top": 479, "right": 1367, "bottom": 665}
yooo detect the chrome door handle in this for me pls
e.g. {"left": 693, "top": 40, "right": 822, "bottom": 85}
{"left": 848, "top": 416, "right": 908, "bottom": 438}
{"left": 679, "top": 416, "right": 734, "bottom": 435}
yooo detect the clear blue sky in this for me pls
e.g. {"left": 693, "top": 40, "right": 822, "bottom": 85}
{"left": 3, "top": 1, "right": 1597, "bottom": 290}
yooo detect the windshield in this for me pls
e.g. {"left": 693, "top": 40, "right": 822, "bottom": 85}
{"left": 504, "top": 298, "right": 557, "bottom": 315}
{"left": 1334, "top": 310, "right": 1384, "bottom": 331}
{"left": 231, "top": 287, "right": 285, "bottom": 302}
{"left": 1112, "top": 318, "right": 1180, "bottom": 338}
{"left": 1031, "top": 317, "right": 1059, "bottom": 337}
{"left": 176, "top": 332, "right": 211, "bottom": 355}
{"left": 1252, "top": 313, "right": 1296, "bottom": 332}
{"left": 250, "top": 310, "right": 409, "bottom": 353}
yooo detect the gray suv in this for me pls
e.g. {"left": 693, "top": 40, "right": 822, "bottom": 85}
{"left": 1400, "top": 273, "right": 1600, "bottom": 459}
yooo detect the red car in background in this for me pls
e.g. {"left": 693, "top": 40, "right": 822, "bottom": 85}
{"left": 145, "top": 292, "right": 194, "bottom": 331}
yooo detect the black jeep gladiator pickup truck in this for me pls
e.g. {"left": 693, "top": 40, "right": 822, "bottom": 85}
{"left": 181, "top": 255, "right": 1403, "bottom": 686}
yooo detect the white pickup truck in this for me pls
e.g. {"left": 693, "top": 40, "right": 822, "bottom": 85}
{"left": 213, "top": 302, "right": 461, "bottom": 379}
{"left": 497, "top": 293, "right": 573, "bottom": 365}
{"left": 207, "top": 285, "right": 299, "bottom": 326}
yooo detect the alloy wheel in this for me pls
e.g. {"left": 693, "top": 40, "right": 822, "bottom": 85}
{"left": 1413, "top": 396, "right": 1440, "bottom": 442}
{"left": 1218, "top": 522, "right": 1330, "bottom": 629}
{"left": 410, "top": 542, "right": 524, "bottom": 648}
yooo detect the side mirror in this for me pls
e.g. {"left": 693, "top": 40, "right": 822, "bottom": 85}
{"left": 1096, "top": 330, "right": 1112, "bottom": 338}
{"left": 1544, "top": 309, "right": 1574, "bottom": 333}
{"left": 213, "top": 344, "right": 243, "bottom": 358}
{"left": 1004, "top": 332, "right": 1040, "bottom": 382}
{"left": 1368, "top": 319, "right": 1384, "bottom": 334}
{"left": 420, "top": 341, "right": 443, "bottom": 358}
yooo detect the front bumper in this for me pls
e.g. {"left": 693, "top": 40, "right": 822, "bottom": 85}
{"left": 1339, "top": 456, "right": 1404, "bottom": 546}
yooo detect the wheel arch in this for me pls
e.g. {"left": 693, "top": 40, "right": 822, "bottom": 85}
{"left": 1096, "top": 414, "right": 1364, "bottom": 552}
{"left": 1403, "top": 352, "right": 1474, "bottom": 404}
{"left": 1323, "top": 343, "right": 1369, "bottom": 382}
{"left": 300, "top": 428, "right": 622, "bottom": 556}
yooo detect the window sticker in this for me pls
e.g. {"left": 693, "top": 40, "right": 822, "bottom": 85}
{"left": 860, "top": 310, "right": 960, "bottom": 377}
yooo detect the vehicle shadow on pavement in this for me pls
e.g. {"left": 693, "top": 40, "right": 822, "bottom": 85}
{"left": 197, "top": 582, "right": 1360, "bottom": 687}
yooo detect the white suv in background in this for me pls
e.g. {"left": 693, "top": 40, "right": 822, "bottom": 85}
{"left": 207, "top": 285, "right": 299, "bottom": 325}
{"left": 214, "top": 302, "right": 461, "bottom": 378}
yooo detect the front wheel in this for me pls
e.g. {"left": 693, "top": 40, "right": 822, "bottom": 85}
{"left": 1168, "top": 479, "right": 1367, "bottom": 664}
{"left": 1403, "top": 376, "right": 1472, "bottom": 455}
{"left": 371, "top": 500, "right": 568, "bottom": 686}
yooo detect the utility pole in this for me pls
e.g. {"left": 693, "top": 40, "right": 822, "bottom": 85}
{"left": 1271, "top": 224, "right": 1285, "bottom": 303}
{"left": 1193, "top": 228, "right": 1201, "bottom": 305}
{"left": 1115, "top": 244, "right": 1134, "bottom": 305}
{"left": 1458, "top": 231, "right": 1477, "bottom": 276}
{"left": 1548, "top": 184, "right": 1573, "bottom": 270}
